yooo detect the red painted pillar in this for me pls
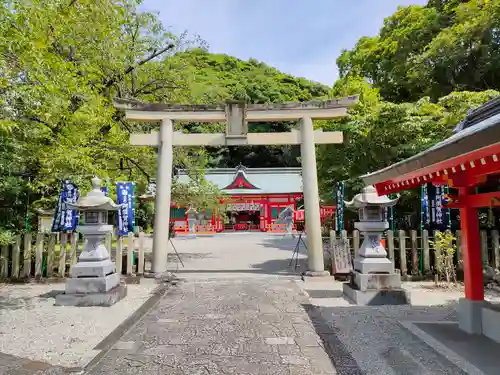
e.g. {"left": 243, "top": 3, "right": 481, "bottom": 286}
{"left": 459, "top": 188, "right": 484, "bottom": 301}
{"left": 259, "top": 201, "right": 265, "bottom": 231}
{"left": 267, "top": 202, "right": 271, "bottom": 228}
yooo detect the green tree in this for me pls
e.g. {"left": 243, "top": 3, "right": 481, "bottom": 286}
{"left": 0, "top": 0, "right": 217, "bottom": 236}
{"left": 337, "top": 0, "right": 500, "bottom": 102}
{"left": 317, "top": 77, "right": 499, "bottom": 207}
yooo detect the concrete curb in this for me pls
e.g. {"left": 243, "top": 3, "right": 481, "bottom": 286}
{"left": 400, "top": 321, "right": 484, "bottom": 375}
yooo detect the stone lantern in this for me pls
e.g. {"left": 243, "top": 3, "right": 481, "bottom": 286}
{"left": 342, "top": 185, "right": 409, "bottom": 305}
{"left": 186, "top": 207, "right": 197, "bottom": 238}
{"left": 55, "top": 176, "right": 127, "bottom": 307}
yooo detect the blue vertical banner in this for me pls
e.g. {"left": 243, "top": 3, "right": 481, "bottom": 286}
{"left": 117, "top": 182, "right": 135, "bottom": 235}
{"left": 422, "top": 183, "right": 430, "bottom": 227}
{"left": 433, "top": 184, "right": 450, "bottom": 229}
{"left": 422, "top": 183, "right": 450, "bottom": 230}
{"left": 51, "top": 180, "right": 79, "bottom": 232}
{"left": 334, "top": 181, "right": 345, "bottom": 232}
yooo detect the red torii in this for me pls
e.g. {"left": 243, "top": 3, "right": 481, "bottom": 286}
{"left": 361, "top": 97, "right": 500, "bottom": 338}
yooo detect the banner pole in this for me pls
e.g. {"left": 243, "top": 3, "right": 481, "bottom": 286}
{"left": 132, "top": 182, "right": 136, "bottom": 233}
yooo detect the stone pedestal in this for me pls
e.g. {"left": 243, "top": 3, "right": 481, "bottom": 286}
{"left": 303, "top": 270, "right": 331, "bottom": 279}
{"left": 343, "top": 231, "right": 409, "bottom": 305}
{"left": 343, "top": 272, "right": 409, "bottom": 306}
{"left": 187, "top": 217, "right": 197, "bottom": 238}
{"left": 342, "top": 186, "right": 409, "bottom": 306}
{"left": 55, "top": 225, "right": 127, "bottom": 307}
{"left": 458, "top": 297, "right": 484, "bottom": 334}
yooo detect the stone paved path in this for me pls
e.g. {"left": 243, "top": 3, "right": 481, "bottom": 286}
{"left": 167, "top": 232, "right": 309, "bottom": 280}
{"left": 87, "top": 279, "right": 339, "bottom": 375}
{"left": 3, "top": 233, "right": 488, "bottom": 374}
{"left": 87, "top": 233, "right": 492, "bottom": 374}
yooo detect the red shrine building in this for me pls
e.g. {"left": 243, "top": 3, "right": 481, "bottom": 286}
{"left": 171, "top": 165, "right": 335, "bottom": 233}
{"left": 361, "top": 97, "right": 500, "bottom": 342}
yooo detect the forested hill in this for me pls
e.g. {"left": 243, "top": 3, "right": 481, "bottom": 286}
{"left": 172, "top": 49, "right": 331, "bottom": 104}
{"left": 169, "top": 49, "right": 332, "bottom": 169}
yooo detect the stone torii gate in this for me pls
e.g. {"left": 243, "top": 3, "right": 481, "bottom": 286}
{"left": 114, "top": 97, "right": 357, "bottom": 277}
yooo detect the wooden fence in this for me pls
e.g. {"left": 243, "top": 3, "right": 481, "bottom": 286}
{"left": 329, "top": 229, "right": 500, "bottom": 277}
{"left": 2, "top": 229, "right": 499, "bottom": 281}
{"left": 0, "top": 232, "right": 150, "bottom": 280}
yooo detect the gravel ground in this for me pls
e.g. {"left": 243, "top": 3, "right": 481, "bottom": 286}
{"left": 0, "top": 281, "right": 157, "bottom": 368}
{"left": 403, "top": 281, "right": 500, "bottom": 305}
{"left": 298, "top": 279, "right": 500, "bottom": 374}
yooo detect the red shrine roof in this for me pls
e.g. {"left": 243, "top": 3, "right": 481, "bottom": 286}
{"left": 361, "top": 97, "right": 500, "bottom": 195}
{"left": 222, "top": 166, "right": 260, "bottom": 190}
{"left": 177, "top": 165, "right": 303, "bottom": 195}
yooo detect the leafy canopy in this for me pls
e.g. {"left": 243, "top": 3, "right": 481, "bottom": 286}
{"left": 337, "top": 0, "right": 500, "bottom": 102}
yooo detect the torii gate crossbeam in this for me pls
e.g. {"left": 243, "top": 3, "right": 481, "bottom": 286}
{"left": 114, "top": 97, "right": 357, "bottom": 277}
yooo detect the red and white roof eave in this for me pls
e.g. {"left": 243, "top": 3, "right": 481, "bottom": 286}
{"left": 374, "top": 142, "right": 500, "bottom": 196}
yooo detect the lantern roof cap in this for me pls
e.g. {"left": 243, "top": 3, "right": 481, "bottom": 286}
{"left": 67, "top": 176, "right": 119, "bottom": 211}
{"left": 345, "top": 185, "right": 398, "bottom": 209}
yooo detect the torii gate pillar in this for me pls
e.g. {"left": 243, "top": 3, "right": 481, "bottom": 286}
{"left": 300, "top": 117, "right": 326, "bottom": 275}
{"left": 152, "top": 119, "right": 174, "bottom": 275}
{"left": 115, "top": 97, "right": 357, "bottom": 277}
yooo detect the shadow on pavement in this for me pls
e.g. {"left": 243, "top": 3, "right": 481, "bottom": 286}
{"left": 305, "top": 289, "right": 344, "bottom": 299}
{"left": 0, "top": 288, "right": 68, "bottom": 311}
{"left": 0, "top": 352, "right": 65, "bottom": 375}
{"left": 0, "top": 296, "right": 33, "bottom": 311}
{"left": 250, "top": 258, "right": 306, "bottom": 275}
{"left": 166, "top": 252, "right": 213, "bottom": 261}
{"left": 302, "top": 303, "right": 365, "bottom": 375}
{"left": 171, "top": 252, "right": 306, "bottom": 277}
{"left": 259, "top": 236, "right": 308, "bottom": 253}
{"left": 176, "top": 265, "right": 301, "bottom": 277}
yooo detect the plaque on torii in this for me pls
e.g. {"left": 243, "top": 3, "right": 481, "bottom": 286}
{"left": 114, "top": 97, "right": 357, "bottom": 277}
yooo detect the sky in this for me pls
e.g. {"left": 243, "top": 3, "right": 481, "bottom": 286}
{"left": 140, "top": 0, "right": 428, "bottom": 86}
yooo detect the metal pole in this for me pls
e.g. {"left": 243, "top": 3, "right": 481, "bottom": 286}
{"left": 25, "top": 176, "right": 31, "bottom": 233}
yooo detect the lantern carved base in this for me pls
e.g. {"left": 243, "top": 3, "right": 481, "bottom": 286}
{"left": 343, "top": 282, "right": 409, "bottom": 306}
{"left": 70, "top": 259, "right": 116, "bottom": 278}
{"left": 55, "top": 264, "right": 127, "bottom": 307}
{"left": 65, "top": 273, "right": 121, "bottom": 294}
{"left": 353, "top": 257, "right": 395, "bottom": 274}
{"left": 186, "top": 218, "right": 197, "bottom": 238}
{"left": 342, "top": 228, "right": 409, "bottom": 305}
{"left": 55, "top": 284, "right": 127, "bottom": 307}
{"left": 343, "top": 256, "right": 409, "bottom": 305}
{"left": 55, "top": 239, "right": 127, "bottom": 307}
